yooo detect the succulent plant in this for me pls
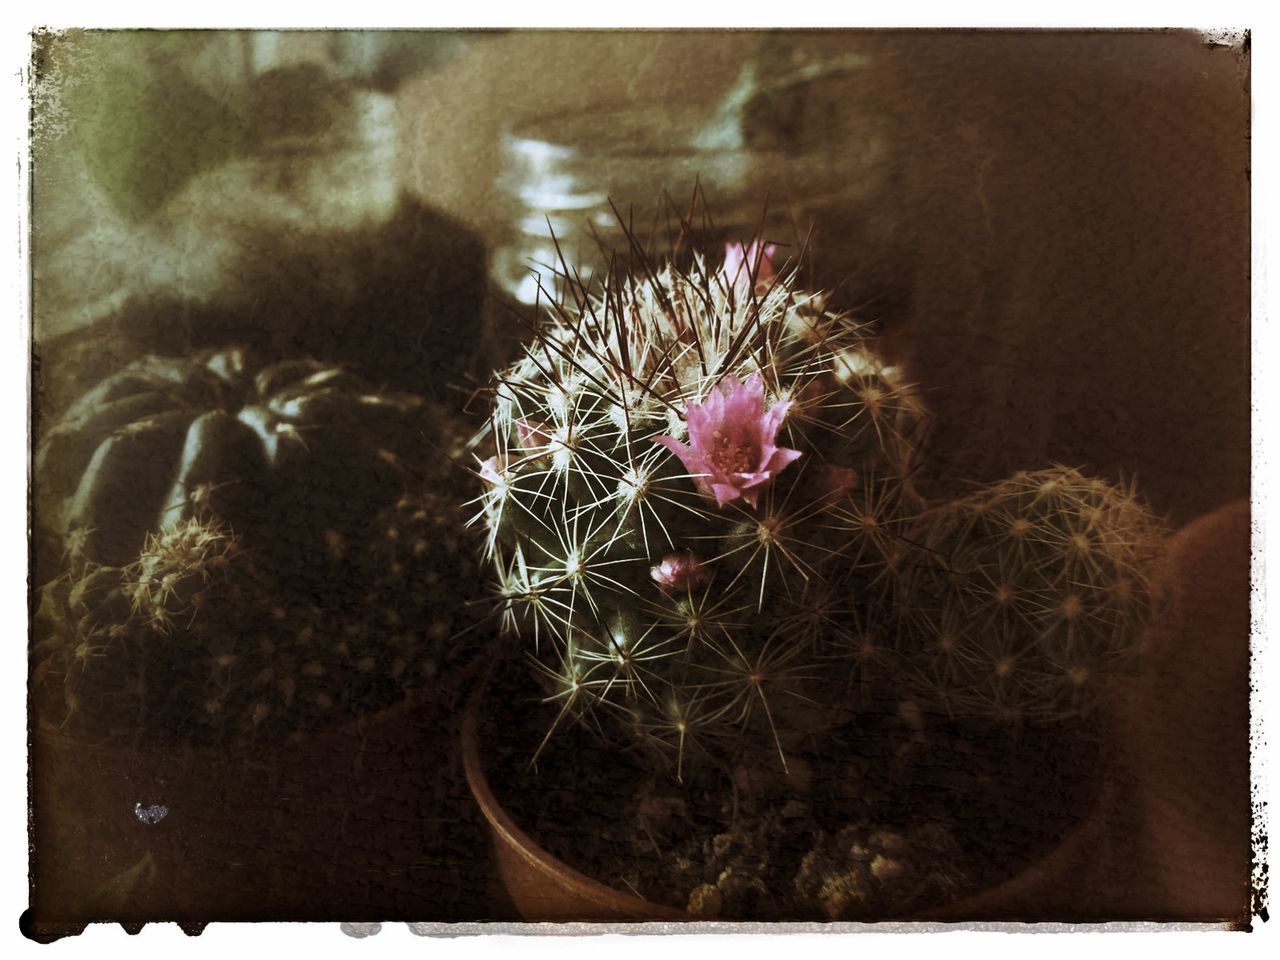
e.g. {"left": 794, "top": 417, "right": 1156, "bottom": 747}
{"left": 32, "top": 496, "right": 479, "bottom": 748}
{"left": 793, "top": 819, "right": 971, "bottom": 919}
{"left": 32, "top": 517, "right": 288, "bottom": 746}
{"left": 31, "top": 338, "right": 493, "bottom": 748}
{"left": 473, "top": 239, "right": 927, "bottom": 777}
{"left": 36, "top": 347, "right": 433, "bottom": 571}
{"left": 341, "top": 487, "right": 487, "bottom": 705}
{"left": 889, "top": 466, "right": 1167, "bottom": 721}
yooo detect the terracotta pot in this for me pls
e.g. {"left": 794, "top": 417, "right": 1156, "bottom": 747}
{"left": 461, "top": 682, "right": 1124, "bottom": 923}
{"left": 460, "top": 693, "right": 689, "bottom": 922}
{"left": 934, "top": 499, "right": 1252, "bottom": 923}
{"left": 1110, "top": 498, "right": 1252, "bottom": 922}
{"left": 461, "top": 501, "right": 1251, "bottom": 923}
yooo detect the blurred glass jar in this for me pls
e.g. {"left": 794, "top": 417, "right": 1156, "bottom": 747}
{"left": 489, "top": 50, "right": 911, "bottom": 327}
{"left": 33, "top": 30, "right": 485, "bottom": 340}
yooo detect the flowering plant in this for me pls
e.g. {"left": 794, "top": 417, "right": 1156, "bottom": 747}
{"left": 472, "top": 234, "right": 928, "bottom": 776}
{"left": 465, "top": 224, "right": 1169, "bottom": 923}
{"left": 656, "top": 373, "right": 801, "bottom": 508}
{"left": 722, "top": 239, "right": 777, "bottom": 299}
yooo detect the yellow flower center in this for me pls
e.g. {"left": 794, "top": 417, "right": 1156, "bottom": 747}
{"left": 711, "top": 430, "right": 755, "bottom": 474}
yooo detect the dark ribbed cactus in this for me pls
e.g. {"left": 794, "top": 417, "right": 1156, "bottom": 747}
{"left": 32, "top": 345, "right": 486, "bottom": 748}
{"left": 36, "top": 347, "right": 432, "bottom": 571}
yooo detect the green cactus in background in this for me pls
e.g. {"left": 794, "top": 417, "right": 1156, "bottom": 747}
{"left": 32, "top": 350, "right": 484, "bottom": 748}
{"left": 473, "top": 239, "right": 927, "bottom": 777}
{"left": 35, "top": 347, "right": 432, "bottom": 573}
{"left": 889, "top": 466, "right": 1166, "bottom": 721}
{"left": 33, "top": 493, "right": 481, "bottom": 748}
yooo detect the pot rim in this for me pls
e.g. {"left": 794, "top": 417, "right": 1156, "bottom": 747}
{"left": 462, "top": 674, "right": 1119, "bottom": 923}
{"left": 460, "top": 680, "right": 691, "bottom": 921}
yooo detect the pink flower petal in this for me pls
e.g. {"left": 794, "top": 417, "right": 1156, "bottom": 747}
{"left": 650, "top": 550, "right": 712, "bottom": 590}
{"left": 722, "top": 241, "right": 777, "bottom": 297}
{"left": 764, "top": 447, "right": 804, "bottom": 475}
{"left": 655, "top": 369, "right": 802, "bottom": 509}
{"left": 685, "top": 403, "right": 713, "bottom": 451}
{"left": 723, "top": 242, "right": 746, "bottom": 281}
{"left": 711, "top": 482, "right": 745, "bottom": 507}
{"left": 655, "top": 434, "right": 698, "bottom": 468}
{"left": 760, "top": 398, "right": 793, "bottom": 440}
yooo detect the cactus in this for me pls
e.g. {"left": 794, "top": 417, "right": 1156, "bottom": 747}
{"left": 120, "top": 517, "right": 254, "bottom": 632}
{"left": 35, "top": 347, "right": 434, "bottom": 571}
{"left": 473, "top": 239, "right": 927, "bottom": 777}
{"left": 792, "top": 819, "right": 971, "bottom": 919}
{"left": 32, "top": 339, "right": 490, "bottom": 748}
{"left": 344, "top": 487, "right": 487, "bottom": 703}
{"left": 33, "top": 484, "right": 482, "bottom": 748}
{"left": 890, "top": 466, "right": 1167, "bottom": 721}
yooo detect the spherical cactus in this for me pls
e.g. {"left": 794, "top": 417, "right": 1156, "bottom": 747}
{"left": 36, "top": 347, "right": 435, "bottom": 571}
{"left": 33, "top": 518, "right": 291, "bottom": 746}
{"left": 33, "top": 334, "right": 490, "bottom": 750}
{"left": 473, "top": 240, "right": 928, "bottom": 777}
{"left": 889, "top": 466, "right": 1167, "bottom": 721}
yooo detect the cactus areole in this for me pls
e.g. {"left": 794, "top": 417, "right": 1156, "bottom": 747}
{"left": 38, "top": 348, "right": 431, "bottom": 569}
{"left": 473, "top": 242, "right": 928, "bottom": 778}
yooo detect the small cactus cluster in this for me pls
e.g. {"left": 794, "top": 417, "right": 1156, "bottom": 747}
{"left": 475, "top": 229, "right": 1170, "bottom": 771}
{"left": 467, "top": 220, "right": 1173, "bottom": 921}
{"left": 889, "top": 467, "right": 1167, "bottom": 721}
{"left": 33, "top": 347, "right": 484, "bottom": 748}
{"left": 792, "top": 819, "right": 971, "bottom": 920}
{"left": 474, "top": 240, "right": 928, "bottom": 776}
{"left": 35, "top": 513, "right": 410, "bottom": 747}
{"left": 35, "top": 487, "right": 482, "bottom": 748}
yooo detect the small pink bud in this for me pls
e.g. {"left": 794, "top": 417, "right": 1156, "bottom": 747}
{"left": 479, "top": 455, "right": 506, "bottom": 486}
{"left": 650, "top": 550, "right": 711, "bottom": 591}
{"left": 515, "top": 419, "right": 552, "bottom": 451}
{"left": 722, "top": 240, "right": 777, "bottom": 299}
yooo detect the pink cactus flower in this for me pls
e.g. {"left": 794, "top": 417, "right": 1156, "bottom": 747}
{"left": 722, "top": 240, "right": 777, "bottom": 298}
{"left": 656, "top": 373, "right": 802, "bottom": 508}
{"left": 650, "top": 550, "right": 711, "bottom": 591}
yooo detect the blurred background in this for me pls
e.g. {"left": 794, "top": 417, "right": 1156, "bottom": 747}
{"left": 31, "top": 28, "right": 1249, "bottom": 526}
